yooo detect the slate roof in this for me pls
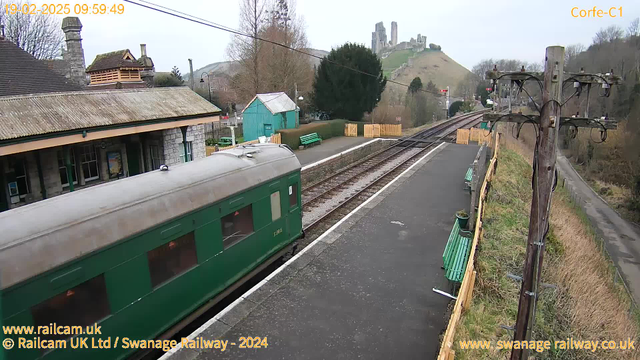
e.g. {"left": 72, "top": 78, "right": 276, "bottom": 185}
{"left": 0, "top": 38, "right": 82, "bottom": 97}
{"left": 86, "top": 49, "right": 144, "bottom": 72}
{"left": 0, "top": 87, "right": 221, "bottom": 141}
{"left": 243, "top": 92, "right": 297, "bottom": 115}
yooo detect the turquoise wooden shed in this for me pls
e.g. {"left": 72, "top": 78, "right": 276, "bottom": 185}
{"left": 241, "top": 92, "right": 298, "bottom": 141}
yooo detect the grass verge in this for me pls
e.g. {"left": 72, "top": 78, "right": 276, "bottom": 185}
{"left": 452, "top": 144, "right": 639, "bottom": 359}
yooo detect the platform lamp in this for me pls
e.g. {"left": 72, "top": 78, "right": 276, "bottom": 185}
{"left": 199, "top": 72, "right": 211, "bottom": 103}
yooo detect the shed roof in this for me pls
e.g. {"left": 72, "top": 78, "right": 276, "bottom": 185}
{"left": 243, "top": 92, "right": 297, "bottom": 115}
{"left": 0, "top": 87, "right": 221, "bottom": 141}
{"left": 86, "top": 49, "right": 144, "bottom": 72}
{"left": 0, "top": 38, "right": 82, "bottom": 97}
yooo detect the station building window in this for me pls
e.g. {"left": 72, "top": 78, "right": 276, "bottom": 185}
{"left": 80, "top": 145, "right": 100, "bottom": 181}
{"left": 6, "top": 157, "right": 30, "bottom": 202}
{"left": 289, "top": 183, "right": 298, "bottom": 208}
{"left": 147, "top": 232, "right": 197, "bottom": 287}
{"left": 31, "top": 274, "right": 111, "bottom": 341}
{"left": 221, "top": 205, "right": 254, "bottom": 249}
{"left": 57, "top": 150, "right": 78, "bottom": 188}
{"left": 271, "top": 192, "right": 281, "bottom": 221}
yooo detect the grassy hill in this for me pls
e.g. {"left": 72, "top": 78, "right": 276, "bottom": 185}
{"left": 383, "top": 49, "right": 471, "bottom": 94}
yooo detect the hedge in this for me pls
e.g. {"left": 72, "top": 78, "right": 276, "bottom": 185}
{"left": 277, "top": 119, "right": 368, "bottom": 148}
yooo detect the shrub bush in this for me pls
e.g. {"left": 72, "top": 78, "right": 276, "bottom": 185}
{"left": 278, "top": 123, "right": 332, "bottom": 148}
{"left": 277, "top": 119, "right": 368, "bottom": 148}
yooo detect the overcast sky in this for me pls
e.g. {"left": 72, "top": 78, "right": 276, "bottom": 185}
{"left": 38, "top": 0, "right": 639, "bottom": 73}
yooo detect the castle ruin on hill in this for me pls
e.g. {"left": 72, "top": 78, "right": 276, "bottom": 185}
{"left": 371, "top": 21, "right": 427, "bottom": 56}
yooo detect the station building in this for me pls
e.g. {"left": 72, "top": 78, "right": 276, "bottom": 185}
{"left": 0, "top": 21, "right": 220, "bottom": 212}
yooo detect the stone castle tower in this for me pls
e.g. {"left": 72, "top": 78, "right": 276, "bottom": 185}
{"left": 391, "top": 22, "right": 398, "bottom": 47}
{"left": 61, "top": 17, "right": 86, "bottom": 87}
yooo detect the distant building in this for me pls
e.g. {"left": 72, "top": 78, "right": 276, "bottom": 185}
{"left": 40, "top": 17, "right": 155, "bottom": 89}
{"left": 242, "top": 92, "right": 298, "bottom": 141}
{"left": 86, "top": 48, "right": 152, "bottom": 89}
{"left": 0, "top": 36, "right": 81, "bottom": 96}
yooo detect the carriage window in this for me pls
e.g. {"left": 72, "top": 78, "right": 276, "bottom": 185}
{"left": 271, "top": 192, "right": 281, "bottom": 221}
{"left": 147, "top": 232, "right": 197, "bottom": 287}
{"left": 289, "top": 184, "right": 298, "bottom": 208}
{"left": 31, "top": 275, "right": 111, "bottom": 341}
{"left": 221, "top": 205, "right": 254, "bottom": 249}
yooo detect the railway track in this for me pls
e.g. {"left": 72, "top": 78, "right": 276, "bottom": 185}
{"left": 299, "top": 111, "right": 486, "bottom": 246}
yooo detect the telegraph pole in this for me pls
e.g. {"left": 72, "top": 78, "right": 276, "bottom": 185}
{"left": 484, "top": 59, "right": 619, "bottom": 358}
{"left": 508, "top": 46, "right": 564, "bottom": 360}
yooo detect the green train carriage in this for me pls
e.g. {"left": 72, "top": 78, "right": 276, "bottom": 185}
{"left": 0, "top": 144, "right": 302, "bottom": 360}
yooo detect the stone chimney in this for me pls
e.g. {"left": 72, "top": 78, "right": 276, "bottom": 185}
{"left": 138, "top": 44, "right": 155, "bottom": 87}
{"left": 61, "top": 17, "right": 87, "bottom": 87}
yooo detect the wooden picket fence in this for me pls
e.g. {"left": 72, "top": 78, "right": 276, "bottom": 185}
{"left": 345, "top": 123, "right": 358, "bottom": 137}
{"left": 437, "top": 133, "right": 500, "bottom": 360}
{"left": 456, "top": 129, "right": 470, "bottom": 144}
{"left": 470, "top": 128, "right": 491, "bottom": 144}
{"left": 364, "top": 124, "right": 381, "bottom": 138}
{"left": 380, "top": 124, "right": 402, "bottom": 136}
{"left": 205, "top": 133, "right": 280, "bottom": 156}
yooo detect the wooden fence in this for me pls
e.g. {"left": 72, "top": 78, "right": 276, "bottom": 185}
{"left": 470, "top": 128, "right": 491, "bottom": 144}
{"left": 362, "top": 124, "right": 402, "bottom": 138}
{"left": 380, "top": 124, "right": 402, "bottom": 136}
{"left": 456, "top": 129, "right": 470, "bottom": 144}
{"left": 437, "top": 133, "right": 500, "bottom": 360}
{"left": 345, "top": 124, "right": 358, "bottom": 137}
{"left": 205, "top": 134, "right": 280, "bottom": 156}
{"left": 364, "top": 124, "right": 381, "bottom": 138}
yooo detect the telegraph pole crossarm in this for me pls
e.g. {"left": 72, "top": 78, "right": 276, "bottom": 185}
{"left": 483, "top": 113, "right": 618, "bottom": 130}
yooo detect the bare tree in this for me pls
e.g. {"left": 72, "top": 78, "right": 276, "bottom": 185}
{"left": 472, "top": 59, "right": 494, "bottom": 79}
{"left": 455, "top": 72, "right": 479, "bottom": 100}
{"left": 627, "top": 18, "right": 639, "bottom": 38}
{"left": 564, "top": 44, "right": 585, "bottom": 71}
{"left": 227, "top": 0, "right": 267, "bottom": 101}
{"left": 227, "top": 0, "right": 312, "bottom": 103}
{"left": 593, "top": 25, "right": 624, "bottom": 45}
{"left": 260, "top": 0, "right": 312, "bottom": 100}
{"left": 0, "top": 0, "right": 64, "bottom": 59}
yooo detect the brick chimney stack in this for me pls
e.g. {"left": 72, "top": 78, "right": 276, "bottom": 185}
{"left": 61, "top": 17, "right": 86, "bottom": 87}
{"left": 139, "top": 43, "right": 155, "bottom": 87}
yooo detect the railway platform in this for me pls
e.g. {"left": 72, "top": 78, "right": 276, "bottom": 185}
{"left": 162, "top": 143, "right": 480, "bottom": 360}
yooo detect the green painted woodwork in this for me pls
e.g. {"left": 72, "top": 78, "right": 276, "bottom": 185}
{"left": 300, "top": 133, "right": 322, "bottom": 146}
{"left": 1, "top": 170, "right": 303, "bottom": 360}
{"left": 442, "top": 220, "right": 472, "bottom": 283}
{"left": 464, "top": 167, "right": 473, "bottom": 182}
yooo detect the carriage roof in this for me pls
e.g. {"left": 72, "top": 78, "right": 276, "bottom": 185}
{"left": 0, "top": 144, "right": 300, "bottom": 290}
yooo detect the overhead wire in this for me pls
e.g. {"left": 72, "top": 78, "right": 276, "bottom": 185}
{"left": 123, "top": 0, "right": 445, "bottom": 96}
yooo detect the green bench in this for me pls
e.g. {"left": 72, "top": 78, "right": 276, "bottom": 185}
{"left": 218, "top": 137, "right": 233, "bottom": 147}
{"left": 442, "top": 219, "right": 472, "bottom": 284}
{"left": 464, "top": 167, "right": 473, "bottom": 191}
{"left": 300, "top": 133, "right": 322, "bottom": 147}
